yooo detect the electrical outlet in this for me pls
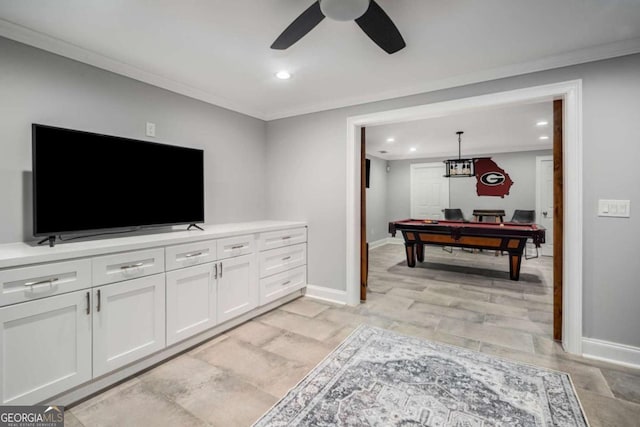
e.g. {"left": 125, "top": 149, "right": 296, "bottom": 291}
{"left": 146, "top": 122, "right": 156, "bottom": 137}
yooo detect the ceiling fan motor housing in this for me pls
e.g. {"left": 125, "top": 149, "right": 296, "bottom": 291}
{"left": 320, "top": 0, "right": 371, "bottom": 21}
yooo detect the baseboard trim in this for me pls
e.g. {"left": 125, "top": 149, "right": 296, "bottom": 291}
{"left": 582, "top": 337, "right": 640, "bottom": 369}
{"left": 369, "top": 237, "right": 403, "bottom": 248}
{"left": 304, "top": 285, "right": 347, "bottom": 305}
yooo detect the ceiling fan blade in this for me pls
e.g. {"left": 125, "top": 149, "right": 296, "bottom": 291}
{"left": 271, "top": 1, "right": 325, "bottom": 50}
{"left": 355, "top": 0, "right": 406, "bottom": 54}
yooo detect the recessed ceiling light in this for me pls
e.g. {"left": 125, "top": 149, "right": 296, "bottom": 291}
{"left": 536, "top": 120, "right": 549, "bottom": 126}
{"left": 539, "top": 135, "right": 550, "bottom": 140}
{"left": 386, "top": 138, "right": 395, "bottom": 143}
{"left": 275, "top": 70, "right": 291, "bottom": 80}
{"left": 409, "top": 147, "right": 417, "bottom": 152}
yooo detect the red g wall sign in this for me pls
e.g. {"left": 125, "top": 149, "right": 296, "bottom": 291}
{"left": 473, "top": 158, "right": 514, "bottom": 198}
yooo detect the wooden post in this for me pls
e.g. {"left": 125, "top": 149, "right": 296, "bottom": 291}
{"left": 553, "top": 99, "right": 564, "bottom": 341}
{"left": 360, "top": 127, "right": 368, "bottom": 301}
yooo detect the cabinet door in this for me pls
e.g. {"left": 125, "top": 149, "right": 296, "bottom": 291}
{"left": 0, "top": 290, "right": 92, "bottom": 404}
{"left": 217, "top": 254, "right": 258, "bottom": 323}
{"left": 93, "top": 274, "right": 165, "bottom": 377}
{"left": 166, "top": 263, "right": 217, "bottom": 346}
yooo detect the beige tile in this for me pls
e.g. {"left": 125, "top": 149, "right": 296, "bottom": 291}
{"left": 139, "top": 353, "right": 277, "bottom": 427}
{"left": 279, "top": 297, "right": 331, "bottom": 317}
{"left": 449, "top": 298, "right": 530, "bottom": 319}
{"left": 192, "top": 336, "right": 308, "bottom": 398}
{"left": 484, "top": 313, "right": 550, "bottom": 336}
{"left": 576, "top": 388, "right": 640, "bottom": 427}
{"left": 72, "top": 381, "right": 207, "bottom": 427}
{"left": 226, "top": 320, "right": 284, "bottom": 346}
{"left": 64, "top": 412, "right": 84, "bottom": 427}
{"left": 315, "top": 307, "right": 393, "bottom": 329}
{"left": 411, "top": 301, "right": 484, "bottom": 323}
{"left": 387, "top": 287, "right": 455, "bottom": 307}
{"left": 490, "top": 294, "right": 554, "bottom": 312}
{"left": 257, "top": 309, "right": 343, "bottom": 341}
{"left": 423, "top": 283, "right": 491, "bottom": 302}
{"left": 262, "top": 331, "right": 333, "bottom": 368}
{"left": 389, "top": 322, "right": 481, "bottom": 351}
{"left": 600, "top": 368, "right": 640, "bottom": 404}
{"left": 438, "top": 317, "right": 535, "bottom": 353}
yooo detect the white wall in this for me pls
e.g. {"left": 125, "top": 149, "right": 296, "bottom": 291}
{"left": 266, "top": 53, "right": 640, "bottom": 349}
{"left": 386, "top": 150, "right": 552, "bottom": 222}
{"left": 0, "top": 37, "right": 267, "bottom": 243}
{"left": 365, "top": 155, "right": 388, "bottom": 243}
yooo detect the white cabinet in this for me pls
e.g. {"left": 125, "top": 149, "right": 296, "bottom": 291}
{"left": 165, "top": 240, "right": 217, "bottom": 271}
{"left": 217, "top": 234, "right": 254, "bottom": 259}
{"left": 217, "top": 254, "right": 258, "bottom": 323}
{"left": 92, "top": 248, "right": 165, "bottom": 286}
{"left": 260, "top": 265, "right": 307, "bottom": 305}
{"left": 0, "top": 290, "right": 92, "bottom": 404}
{"left": 166, "top": 263, "right": 217, "bottom": 346}
{"left": 92, "top": 274, "right": 166, "bottom": 377}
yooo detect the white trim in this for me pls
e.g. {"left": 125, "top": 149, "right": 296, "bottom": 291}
{"left": 582, "top": 338, "right": 640, "bottom": 370}
{"left": 1, "top": 18, "right": 638, "bottom": 121}
{"left": 346, "top": 80, "right": 583, "bottom": 354}
{"left": 369, "top": 237, "right": 404, "bottom": 248}
{"left": 536, "top": 155, "right": 554, "bottom": 257}
{"left": 304, "top": 285, "right": 347, "bottom": 305}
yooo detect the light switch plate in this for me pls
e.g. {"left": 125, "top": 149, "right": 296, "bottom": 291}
{"left": 598, "top": 199, "right": 630, "bottom": 217}
{"left": 146, "top": 122, "right": 156, "bottom": 137}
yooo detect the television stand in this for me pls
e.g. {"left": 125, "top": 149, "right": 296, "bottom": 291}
{"left": 187, "top": 224, "right": 204, "bottom": 231}
{"left": 37, "top": 236, "right": 57, "bottom": 247}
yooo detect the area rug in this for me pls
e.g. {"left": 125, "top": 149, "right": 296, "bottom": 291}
{"left": 253, "top": 325, "right": 588, "bottom": 426}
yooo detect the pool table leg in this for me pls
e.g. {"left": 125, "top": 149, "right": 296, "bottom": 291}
{"left": 416, "top": 244, "right": 425, "bottom": 263}
{"left": 508, "top": 251, "right": 523, "bottom": 281}
{"left": 405, "top": 243, "right": 416, "bottom": 268}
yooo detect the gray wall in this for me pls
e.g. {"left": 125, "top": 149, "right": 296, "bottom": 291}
{"left": 266, "top": 53, "right": 640, "bottom": 348}
{"left": 0, "top": 37, "right": 267, "bottom": 243}
{"left": 365, "top": 155, "right": 388, "bottom": 243}
{"left": 386, "top": 150, "right": 552, "bottom": 223}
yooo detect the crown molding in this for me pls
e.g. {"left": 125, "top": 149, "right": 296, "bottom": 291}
{"left": 2, "top": 18, "right": 639, "bottom": 122}
{"left": 0, "top": 19, "right": 267, "bottom": 120}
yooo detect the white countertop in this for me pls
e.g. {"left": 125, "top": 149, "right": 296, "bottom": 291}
{"left": 0, "top": 220, "right": 307, "bottom": 269}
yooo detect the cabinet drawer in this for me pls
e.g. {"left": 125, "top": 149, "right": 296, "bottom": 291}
{"left": 165, "top": 240, "right": 217, "bottom": 271}
{"left": 259, "top": 227, "right": 307, "bottom": 251}
{"left": 259, "top": 243, "right": 306, "bottom": 278}
{"left": 92, "top": 248, "right": 165, "bottom": 286}
{"left": 260, "top": 265, "right": 306, "bottom": 305}
{"left": 217, "top": 235, "right": 254, "bottom": 260}
{"left": 0, "top": 259, "right": 92, "bottom": 307}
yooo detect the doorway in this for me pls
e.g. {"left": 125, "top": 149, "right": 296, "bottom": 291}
{"left": 348, "top": 81, "right": 583, "bottom": 355}
{"left": 410, "top": 163, "right": 449, "bottom": 220}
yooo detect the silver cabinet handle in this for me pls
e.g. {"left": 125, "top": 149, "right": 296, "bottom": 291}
{"left": 281, "top": 236, "right": 291, "bottom": 240}
{"left": 231, "top": 245, "right": 243, "bottom": 249}
{"left": 24, "top": 278, "right": 59, "bottom": 287}
{"left": 214, "top": 263, "right": 218, "bottom": 280}
{"left": 96, "top": 289, "right": 101, "bottom": 312}
{"left": 282, "top": 281, "right": 291, "bottom": 286}
{"left": 185, "top": 252, "right": 202, "bottom": 258}
{"left": 219, "top": 262, "right": 223, "bottom": 278}
{"left": 121, "top": 262, "right": 144, "bottom": 270}
{"left": 282, "top": 256, "right": 291, "bottom": 261}
{"left": 86, "top": 291, "right": 91, "bottom": 315}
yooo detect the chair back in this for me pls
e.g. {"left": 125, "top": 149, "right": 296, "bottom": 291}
{"left": 511, "top": 209, "right": 535, "bottom": 223}
{"left": 444, "top": 208, "right": 465, "bottom": 221}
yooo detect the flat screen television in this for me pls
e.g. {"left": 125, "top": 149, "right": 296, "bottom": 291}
{"left": 32, "top": 124, "right": 204, "bottom": 239}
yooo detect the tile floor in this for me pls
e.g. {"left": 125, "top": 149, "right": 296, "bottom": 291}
{"left": 66, "top": 244, "right": 640, "bottom": 426}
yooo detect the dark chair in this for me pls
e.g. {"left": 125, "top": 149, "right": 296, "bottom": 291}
{"left": 510, "top": 209, "right": 535, "bottom": 223}
{"left": 510, "top": 210, "right": 538, "bottom": 259}
{"left": 443, "top": 208, "right": 471, "bottom": 253}
{"left": 444, "top": 208, "right": 465, "bottom": 221}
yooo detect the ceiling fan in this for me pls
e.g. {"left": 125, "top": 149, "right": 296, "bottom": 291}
{"left": 271, "top": 0, "right": 406, "bottom": 54}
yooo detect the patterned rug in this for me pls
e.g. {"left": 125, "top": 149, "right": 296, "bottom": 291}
{"left": 254, "top": 325, "right": 588, "bottom": 426}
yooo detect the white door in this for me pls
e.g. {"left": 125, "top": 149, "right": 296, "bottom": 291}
{"left": 217, "top": 254, "right": 258, "bottom": 323}
{"left": 410, "top": 163, "right": 449, "bottom": 219}
{"left": 166, "top": 263, "right": 217, "bottom": 346}
{"left": 536, "top": 155, "right": 554, "bottom": 256}
{"left": 93, "top": 274, "right": 166, "bottom": 377}
{"left": 0, "top": 290, "right": 92, "bottom": 404}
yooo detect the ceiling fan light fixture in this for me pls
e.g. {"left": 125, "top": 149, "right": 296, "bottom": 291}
{"left": 320, "top": 0, "right": 370, "bottom": 21}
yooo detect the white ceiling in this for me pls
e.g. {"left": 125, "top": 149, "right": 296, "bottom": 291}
{"left": 366, "top": 101, "right": 553, "bottom": 160}
{"left": 1, "top": 1, "right": 639, "bottom": 120}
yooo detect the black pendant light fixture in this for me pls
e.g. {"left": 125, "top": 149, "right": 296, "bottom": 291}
{"left": 444, "top": 131, "right": 474, "bottom": 177}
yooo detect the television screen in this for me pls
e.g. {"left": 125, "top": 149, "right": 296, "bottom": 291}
{"left": 33, "top": 124, "right": 204, "bottom": 236}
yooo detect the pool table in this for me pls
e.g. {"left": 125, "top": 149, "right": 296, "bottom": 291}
{"left": 388, "top": 219, "right": 545, "bottom": 281}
